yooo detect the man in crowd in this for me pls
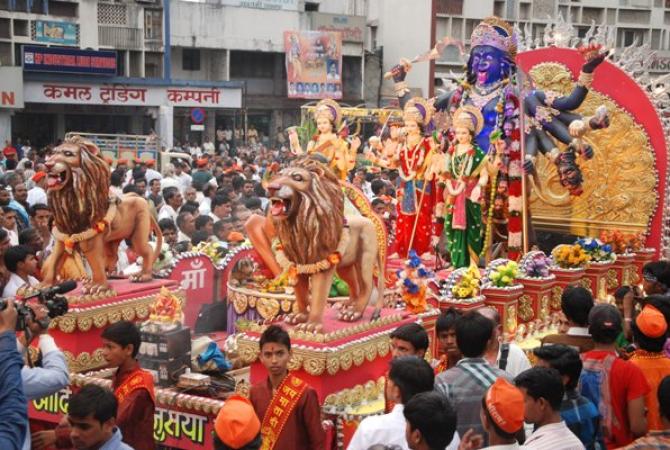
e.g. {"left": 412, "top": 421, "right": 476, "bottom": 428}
{"left": 249, "top": 325, "right": 324, "bottom": 450}
{"left": 173, "top": 160, "right": 192, "bottom": 193}
{"left": 542, "top": 286, "right": 595, "bottom": 352}
{"left": 158, "top": 187, "right": 183, "bottom": 222}
{"left": 0, "top": 299, "right": 28, "bottom": 450}
{"left": 27, "top": 172, "right": 47, "bottom": 207}
{"left": 176, "top": 211, "right": 196, "bottom": 243}
{"left": 210, "top": 195, "right": 233, "bottom": 222}
{"left": 435, "top": 311, "right": 508, "bottom": 444}
{"left": 533, "top": 344, "right": 601, "bottom": 449}
{"left": 623, "top": 375, "right": 670, "bottom": 448}
{"left": 629, "top": 304, "right": 670, "bottom": 431}
{"left": 385, "top": 323, "right": 429, "bottom": 413}
{"left": 478, "top": 378, "right": 526, "bottom": 450}
{"left": 434, "top": 308, "right": 462, "bottom": 374}
{"left": 515, "top": 367, "right": 584, "bottom": 449}
{"left": 479, "top": 306, "right": 531, "bottom": 378}
{"left": 29, "top": 204, "right": 51, "bottom": 252}
{"left": 349, "top": 356, "right": 459, "bottom": 450}
{"left": 581, "top": 304, "right": 649, "bottom": 448}
{"left": 66, "top": 385, "right": 133, "bottom": 450}
{"left": 642, "top": 261, "right": 670, "bottom": 297}
{"left": 213, "top": 395, "right": 261, "bottom": 450}
{"left": 404, "top": 391, "right": 459, "bottom": 450}
{"left": 3, "top": 245, "right": 39, "bottom": 298}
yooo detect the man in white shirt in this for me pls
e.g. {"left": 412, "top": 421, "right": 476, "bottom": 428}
{"left": 158, "top": 187, "right": 182, "bottom": 222}
{"left": 173, "top": 161, "right": 192, "bottom": 193}
{"left": 202, "top": 137, "right": 215, "bottom": 155}
{"left": 26, "top": 172, "right": 47, "bottom": 207}
{"left": 403, "top": 391, "right": 462, "bottom": 450}
{"left": 2, "top": 245, "right": 39, "bottom": 298}
{"left": 475, "top": 378, "right": 526, "bottom": 450}
{"left": 515, "top": 367, "right": 585, "bottom": 450}
{"left": 347, "top": 356, "right": 460, "bottom": 450}
{"left": 144, "top": 159, "right": 162, "bottom": 184}
{"left": 478, "top": 306, "right": 531, "bottom": 378}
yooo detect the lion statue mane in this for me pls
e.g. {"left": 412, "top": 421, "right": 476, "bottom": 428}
{"left": 42, "top": 135, "right": 162, "bottom": 291}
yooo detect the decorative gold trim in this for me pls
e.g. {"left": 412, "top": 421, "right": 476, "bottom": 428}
{"left": 550, "top": 286, "right": 562, "bottom": 310}
{"left": 51, "top": 289, "right": 184, "bottom": 333}
{"left": 323, "top": 377, "right": 385, "bottom": 412}
{"left": 63, "top": 349, "right": 107, "bottom": 373}
{"left": 518, "top": 295, "right": 534, "bottom": 322}
{"left": 237, "top": 327, "right": 400, "bottom": 376}
{"left": 606, "top": 269, "right": 619, "bottom": 289}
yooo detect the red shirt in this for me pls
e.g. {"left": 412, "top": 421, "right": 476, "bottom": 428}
{"left": 582, "top": 350, "right": 650, "bottom": 449}
{"left": 112, "top": 361, "right": 156, "bottom": 450}
{"left": 249, "top": 377, "right": 325, "bottom": 450}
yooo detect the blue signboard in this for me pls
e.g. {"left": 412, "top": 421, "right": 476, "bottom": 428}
{"left": 23, "top": 46, "right": 117, "bottom": 76}
{"left": 34, "top": 20, "right": 78, "bottom": 46}
{"left": 190, "top": 108, "right": 205, "bottom": 124}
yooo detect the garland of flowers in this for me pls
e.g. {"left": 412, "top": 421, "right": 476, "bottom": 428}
{"left": 275, "top": 228, "right": 350, "bottom": 284}
{"left": 52, "top": 202, "right": 117, "bottom": 254}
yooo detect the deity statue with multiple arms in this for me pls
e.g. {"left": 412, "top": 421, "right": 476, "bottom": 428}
{"left": 288, "top": 99, "right": 361, "bottom": 181}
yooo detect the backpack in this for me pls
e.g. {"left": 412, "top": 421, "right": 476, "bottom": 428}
{"left": 579, "top": 354, "right": 618, "bottom": 441}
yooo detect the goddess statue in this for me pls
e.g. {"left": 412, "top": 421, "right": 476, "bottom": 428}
{"left": 443, "top": 106, "right": 490, "bottom": 268}
{"left": 288, "top": 99, "right": 360, "bottom": 181}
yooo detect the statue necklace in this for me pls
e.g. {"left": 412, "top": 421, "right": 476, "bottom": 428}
{"left": 400, "top": 135, "right": 424, "bottom": 181}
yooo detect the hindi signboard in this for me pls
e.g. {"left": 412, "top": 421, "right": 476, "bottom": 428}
{"left": 284, "top": 30, "right": 342, "bottom": 100}
{"left": 23, "top": 46, "right": 116, "bottom": 76}
{"left": 311, "top": 13, "right": 365, "bottom": 43}
{"left": 24, "top": 81, "right": 243, "bottom": 109}
{"left": 223, "top": 0, "right": 298, "bottom": 10}
{"left": 34, "top": 20, "right": 79, "bottom": 46}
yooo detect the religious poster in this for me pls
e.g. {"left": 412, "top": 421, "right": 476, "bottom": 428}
{"left": 284, "top": 30, "right": 342, "bottom": 100}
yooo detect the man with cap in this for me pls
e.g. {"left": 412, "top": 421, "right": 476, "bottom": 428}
{"left": 629, "top": 304, "right": 670, "bottom": 431}
{"left": 192, "top": 158, "right": 213, "bottom": 187}
{"left": 213, "top": 395, "right": 262, "bottom": 450}
{"left": 515, "top": 367, "right": 584, "bottom": 450}
{"left": 144, "top": 159, "right": 162, "bottom": 184}
{"left": 580, "top": 304, "right": 649, "bottom": 448}
{"left": 27, "top": 172, "right": 47, "bottom": 207}
{"left": 479, "top": 378, "right": 525, "bottom": 449}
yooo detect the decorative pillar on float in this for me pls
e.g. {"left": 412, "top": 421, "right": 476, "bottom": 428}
{"left": 481, "top": 259, "right": 524, "bottom": 341}
{"left": 549, "top": 244, "right": 589, "bottom": 312}
{"left": 518, "top": 251, "right": 556, "bottom": 336}
{"left": 578, "top": 238, "right": 617, "bottom": 302}
{"left": 437, "top": 266, "right": 486, "bottom": 313}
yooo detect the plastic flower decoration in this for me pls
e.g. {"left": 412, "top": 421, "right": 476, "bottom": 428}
{"left": 551, "top": 244, "right": 591, "bottom": 269}
{"left": 396, "top": 250, "right": 433, "bottom": 314}
{"left": 599, "top": 230, "right": 645, "bottom": 254}
{"left": 489, "top": 261, "right": 520, "bottom": 287}
{"left": 451, "top": 265, "right": 482, "bottom": 299}
{"left": 522, "top": 254, "right": 551, "bottom": 278}
{"left": 576, "top": 237, "right": 616, "bottom": 263}
{"left": 194, "top": 240, "right": 229, "bottom": 265}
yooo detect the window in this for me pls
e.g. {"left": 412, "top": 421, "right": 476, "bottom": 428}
{"left": 182, "top": 48, "right": 200, "bottom": 71}
{"left": 305, "top": 2, "right": 318, "bottom": 11}
{"left": 619, "top": 28, "right": 645, "bottom": 47}
{"left": 144, "top": 9, "right": 162, "bottom": 41}
{"left": 229, "top": 51, "right": 275, "bottom": 78}
{"left": 436, "top": 0, "right": 463, "bottom": 15}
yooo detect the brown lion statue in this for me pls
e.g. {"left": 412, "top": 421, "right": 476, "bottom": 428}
{"left": 41, "top": 135, "right": 162, "bottom": 292}
{"left": 266, "top": 157, "right": 384, "bottom": 331}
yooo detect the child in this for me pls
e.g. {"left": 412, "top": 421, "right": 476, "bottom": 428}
{"left": 249, "top": 325, "right": 324, "bottom": 450}
{"left": 53, "top": 321, "right": 156, "bottom": 450}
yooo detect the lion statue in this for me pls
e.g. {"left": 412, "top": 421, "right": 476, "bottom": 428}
{"left": 266, "top": 157, "right": 384, "bottom": 331}
{"left": 41, "top": 135, "right": 162, "bottom": 292}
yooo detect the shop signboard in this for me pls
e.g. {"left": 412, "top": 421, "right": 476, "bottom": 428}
{"left": 34, "top": 20, "right": 79, "bottom": 46}
{"left": 0, "top": 67, "right": 24, "bottom": 109}
{"left": 284, "top": 30, "right": 342, "bottom": 100}
{"left": 24, "top": 81, "right": 243, "bottom": 109}
{"left": 222, "top": 0, "right": 298, "bottom": 10}
{"left": 23, "top": 46, "right": 117, "bottom": 76}
{"left": 311, "top": 13, "right": 365, "bottom": 43}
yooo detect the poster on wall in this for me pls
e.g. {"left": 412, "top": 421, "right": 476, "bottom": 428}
{"left": 34, "top": 20, "right": 79, "bottom": 46}
{"left": 284, "top": 30, "right": 342, "bottom": 100}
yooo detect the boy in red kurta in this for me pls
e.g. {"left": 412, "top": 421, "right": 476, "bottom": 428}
{"left": 249, "top": 325, "right": 325, "bottom": 450}
{"left": 51, "top": 320, "right": 156, "bottom": 450}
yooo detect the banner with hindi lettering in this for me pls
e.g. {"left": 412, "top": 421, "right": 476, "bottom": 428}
{"left": 284, "top": 30, "right": 342, "bottom": 100}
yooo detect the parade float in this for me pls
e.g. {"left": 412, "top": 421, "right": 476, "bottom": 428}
{"left": 24, "top": 11, "right": 670, "bottom": 450}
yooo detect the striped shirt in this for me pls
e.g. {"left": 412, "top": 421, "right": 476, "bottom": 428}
{"left": 523, "top": 421, "right": 585, "bottom": 450}
{"left": 622, "top": 430, "right": 670, "bottom": 449}
{"left": 434, "top": 357, "right": 509, "bottom": 445}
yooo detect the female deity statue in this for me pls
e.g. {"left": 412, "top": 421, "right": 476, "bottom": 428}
{"left": 443, "top": 106, "right": 490, "bottom": 268}
{"left": 393, "top": 98, "right": 440, "bottom": 259}
{"left": 288, "top": 99, "right": 360, "bottom": 181}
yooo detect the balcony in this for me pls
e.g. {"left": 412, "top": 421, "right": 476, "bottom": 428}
{"left": 98, "top": 26, "right": 141, "bottom": 50}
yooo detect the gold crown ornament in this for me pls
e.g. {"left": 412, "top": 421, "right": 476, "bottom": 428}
{"left": 470, "top": 16, "right": 517, "bottom": 58}
{"left": 453, "top": 105, "right": 484, "bottom": 135}
{"left": 314, "top": 99, "right": 342, "bottom": 127}
{"left": 403, "top": 97, "right": 434, "bottom": 127}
